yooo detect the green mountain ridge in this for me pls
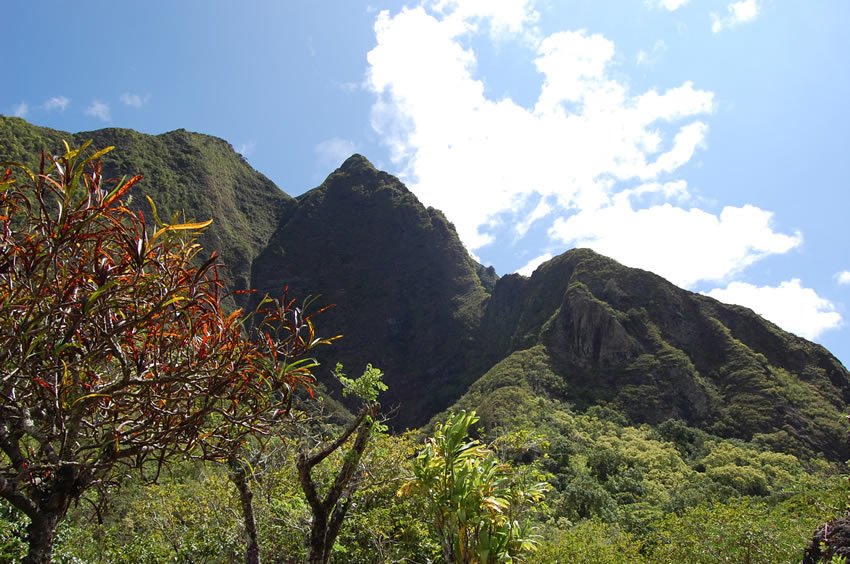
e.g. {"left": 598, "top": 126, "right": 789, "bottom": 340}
{"left": 0, "top": 116, "right": 291, "bottom": 299}
{"left": 467, "top": 250, "right": 850, "bottom": 460}
{"left": 3, "top": 116, "right": 847, "bottom": 460}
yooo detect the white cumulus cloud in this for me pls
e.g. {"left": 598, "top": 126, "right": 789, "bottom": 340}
{"left": 367, "top": 6, "right": 714, "bottom": 249}
{"left": 835, "top": 271, "right": 850, "bottom": 286}
{"left": 85, "top": 100, "right": 111, "bottom": 122}
{"left": 705, "top": 279, "right": 842, "bottom": 341}
{"left": 712, "top": 0, "right": 760, "bottom": 33}
{"left": 366, "top": 2, "right": 798, "bottom": 284}
{"left": 549, "top": 199, "right": 802, "bottom": 288}
{"left": 44, "top": 96, "right": 70, "bottom": 111}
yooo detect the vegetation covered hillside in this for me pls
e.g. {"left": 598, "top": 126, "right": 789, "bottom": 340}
{"left": 0, "top": 116, "right": 292, "bottom": 299}
{"left": 473, "top": 249, "right": 850, "bottom": 461}
{"left": 1, "top": 116, "right": 847, "bottom": 451}
{"left": 443, "top": 353, "right": 845, "bottom": 562}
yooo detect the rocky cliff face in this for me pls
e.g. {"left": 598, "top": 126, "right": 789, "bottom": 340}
{"left": 470, "top": 249, "right": 850, "bottom": 459}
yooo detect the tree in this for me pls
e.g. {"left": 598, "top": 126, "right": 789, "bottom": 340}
{"left": 401, "top": 410, "right": 548, "bottom": 563}
{"left": 208, "top": 290, "right": 335, "bottom": 564}
{"left": 297, "top": 364, "right": 386, "bottom": 564}
{"left": 0, "top": 144, "right": 323, "bottom": 563}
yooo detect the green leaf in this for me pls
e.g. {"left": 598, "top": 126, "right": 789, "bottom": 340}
{"left": 152, "top": 219, "right": 213, "bottom": 241}
{"left": 146, "top": 195, "right": 163, "bottom": 226}
{"left": 83, "top": 280, "right": 119, "bottom": 314}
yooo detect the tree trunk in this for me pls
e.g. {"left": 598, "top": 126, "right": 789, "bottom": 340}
{"left": 229, "top": 457, "right": 262, "bottom": 564}
{"left": 23, "top": 465, "right": 80, "bottom": 564}
{"left": 307, "top": 511, "right": 330, "bottom": 564}
{"left": 23, "top": 513, "right": 60, "bottom": 564}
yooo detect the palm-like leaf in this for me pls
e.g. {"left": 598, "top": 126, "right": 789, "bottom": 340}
{"left": 402, "top": 410, "right": 549, "bottom": 563}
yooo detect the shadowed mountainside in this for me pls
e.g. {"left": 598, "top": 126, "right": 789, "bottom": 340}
{"left": 251, "top": 154, "right": 492, "bottom": 427}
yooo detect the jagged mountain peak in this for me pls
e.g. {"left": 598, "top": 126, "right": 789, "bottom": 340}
{"left": 472, "top": 246, "right": 850, "bottom": 459}
{"left": 337, "top": 153, "right": 376, "bottom": 173}
{"left": 252, "top": 154, "right": 491, "bottom": 428}
{"left": 308, "top": 151, "right": 413, "bottom": 205}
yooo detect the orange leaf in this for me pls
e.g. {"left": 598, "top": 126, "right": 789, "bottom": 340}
{"left": 103, "top": 174, "right": 143, "bottom": 206}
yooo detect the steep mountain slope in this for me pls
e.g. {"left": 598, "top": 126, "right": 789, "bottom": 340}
{"left": 466, "top": 249, "right": 850, "bottom": 460}
{"left": 251, "top": 155, "right": 492, "bottom": 427}
{"left": 0, "top": 116, "right": 292, "bottom": 298}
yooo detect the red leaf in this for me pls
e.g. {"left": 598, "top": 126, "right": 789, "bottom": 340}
{"left": 33, "top": 377, "right": 53, "bottom": 391}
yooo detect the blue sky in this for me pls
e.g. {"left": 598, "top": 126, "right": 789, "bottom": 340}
{"left": 5, "top": 1, "right": 849, "bottom": 366}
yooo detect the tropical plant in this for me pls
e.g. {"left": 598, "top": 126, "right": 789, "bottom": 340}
{"left": 215, "top": 290, "right": 335, "bottom": 564}
{"left": 0, "top": 143, "right": 324, "bottom": 563}
{"left": 402, "top": 410, "right": 548, "bottom": 563}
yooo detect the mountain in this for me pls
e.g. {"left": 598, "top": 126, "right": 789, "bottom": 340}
{"left": 3, "top": 116, "right": 848, "bottom": 459}
{"left": 251, "top": 154, "right": 492, "bottom": 427}
{"left": 0, "top": 116, "right": 291, "bottom": 298}
{"left": 466, "top": 249, "right": 850, "bottom": 460}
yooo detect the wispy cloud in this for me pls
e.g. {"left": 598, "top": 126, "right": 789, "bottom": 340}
{"left": 515, "top": 197, "right": 553, "bottom": 238}
{"left": 336, "top": 81, "right": 361, "bottom": 93}
{"left": 431, "top": 0, "right": 541, "bottom": 42}
{"left": 85, "top": 100, "right": 111, "bottom": 122}
{"left": 835, "top": 271, "right": 850, "bottom": 286}
{"left": 712, "top": 0, "right": 760, "bottom": 33}
{"left": 636, "top": 40, "right": 667, "bottom": 66}
{"left": 236, "top": 141, "right": 255, "bottom": 158}
{"left": 315, "top": 137, "right": 358, "bottom": 169}
{"left": 44, "top": 96, "right": 70, "bottom": 111}
{"left": 705, "top": 279, "right": 842, "bottom": 341}
{"left": 120, "top": 93, "right": 149, "bottom": 108}
{"left": 12, "top": 102, "right": 29, "bottom": 118}
{"left": 651, "top": 0, "right": 690, "bottom": 11}
{"left": 517, "top": 253, "right": 553, "bottom": 277}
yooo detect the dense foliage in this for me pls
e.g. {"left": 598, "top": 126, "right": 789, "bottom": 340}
{"left": 401, "top": 411, "right": 548, "bottom": 562}
{"left": 1, "top": 400, "right": 843, "bottom": 562}
{"left": 2, "top": 337, "right": 844, "bottom": 561}
{"left": 0, "top": 144, "right": 326, "bottom": 562}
